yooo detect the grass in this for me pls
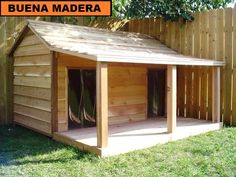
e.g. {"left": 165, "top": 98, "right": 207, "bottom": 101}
{"left": 0, "top": 125, "right": 235, "bottom": 177}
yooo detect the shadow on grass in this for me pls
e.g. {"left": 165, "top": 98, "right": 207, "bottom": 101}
{"left": 0, "top": 125, "right": 96, "bottom": 166}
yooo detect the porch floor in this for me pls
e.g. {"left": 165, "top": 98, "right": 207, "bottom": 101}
{"left": 53, "top": 118, "right": 222, "bottom": 157}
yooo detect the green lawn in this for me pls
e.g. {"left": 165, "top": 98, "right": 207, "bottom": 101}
{"left": 0, "top": 125, "right": 235, "bottom": 177}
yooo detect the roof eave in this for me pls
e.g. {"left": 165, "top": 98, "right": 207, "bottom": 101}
{"left": 97, "top": 56, "right": 225, "bottom": 66}
{"left": 50, "top": 47, "right": 97, "bottom": 61}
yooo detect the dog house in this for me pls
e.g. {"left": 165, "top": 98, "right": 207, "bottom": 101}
{"left": 9, "top": 20, "right": 224, "bottom": 156}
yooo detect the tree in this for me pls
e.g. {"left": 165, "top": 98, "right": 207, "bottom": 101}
{"left": 113, "top": 0, "right": 233, "bottom": 20}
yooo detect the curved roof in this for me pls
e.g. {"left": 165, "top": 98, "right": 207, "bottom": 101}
{"left": 9, "top": 20, "right": 224, "bottom": 66}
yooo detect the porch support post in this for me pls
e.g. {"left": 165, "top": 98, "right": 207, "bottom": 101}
{"left": 212, "top": 67, "right": 221, "bottom": 123}
{"left": 96, "top": 61, "right": 108, "bottom": 148}
{"left": 167, "top": 65, "right": 177, "bottom": 133}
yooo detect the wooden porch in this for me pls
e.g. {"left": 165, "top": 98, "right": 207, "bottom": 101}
{"left": 53, "top": 117, "right": 222, "bottom": 157}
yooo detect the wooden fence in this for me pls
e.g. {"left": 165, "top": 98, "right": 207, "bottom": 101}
{"left": 128, "top": 8, "right": 236, "bottom": 125}
{"left": 0, "top": 17, "right": 27, "bottom": 125}
{"left": 0, "top": 8, "right": 236, "bottom": 125}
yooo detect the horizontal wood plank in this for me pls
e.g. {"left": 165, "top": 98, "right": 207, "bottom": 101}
{"left": 108, "top": 104, "right": 146, "bottom": 117}
{"left": 108, "top": 114, "right": 146, "bottom": 125}
{"left": 14, "top": 44, "right": 50, "bottom": 57}
{"left": 14, "top": 76, "right": 51, "bottom": 88}
{"left": 14, "top": 65, "right": 51, "bottom": 77}
{"left": 14, "top": 95, "right": 51, "bottom": 111}
{"left": 14, "top": 104, "right": 51, "bottom": 123}
{"left": 14, "top": 54, "right": 51, "bottom": 66}
{"left": 109, "top": 85, "right": 146, "bottom": 97}
{"left": 14, "top": 113, "right": 52, "bottom": 135}
{"left": 19, "top": 34, "right": 42, "bottom": 47}
{"left": 109, "top": 96, "right": 146, "bottom": 107}
{"left": 14, "top": 85, "right": 51, "bottom": 100}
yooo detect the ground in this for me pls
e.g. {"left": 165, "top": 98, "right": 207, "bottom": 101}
{"left": 0, "top": 125, "right": 235, "bottom": 177}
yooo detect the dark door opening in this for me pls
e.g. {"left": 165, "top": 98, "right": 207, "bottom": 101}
{"left": 148, "top": 69, "right": 166, "bottom": 118}
{"left": 68, "top": 69, "right": 96, "bottom": 129}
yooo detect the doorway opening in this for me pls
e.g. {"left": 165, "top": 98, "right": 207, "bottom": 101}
{"left": 148, "top": 69, "right": 166, "bottom": 118}
{"left": 68, "top": 69, "right": 96, "bottom": 129}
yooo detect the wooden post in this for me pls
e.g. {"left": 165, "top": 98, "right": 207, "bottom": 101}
{"left": 96, "top": 62, "right": 108, "bottom": 148}
{"left": 51, "top": 52, "right": 58, "bottom": 133}
{"left": 212, "top": 67, "right": 221, "bottom": 123}
{"left": 167, "top": 65, "right": 177, "bottom": 133}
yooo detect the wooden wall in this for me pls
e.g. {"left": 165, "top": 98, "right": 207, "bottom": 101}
{"left": 56, "top": 53, "right": 96, "bottom": 132}
{"left": 13, "top": 30, "right": 53, "bottom": 135}
{"left": 108, "top": 65, "right": 147, "bottom": 125}
{"left": 127, "top": 8, "right": 236, "bottom": 125}
{"left": 57, "top": 53, "right": 151, "bottom": 131}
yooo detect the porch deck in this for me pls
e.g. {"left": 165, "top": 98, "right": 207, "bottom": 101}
{"left": 53, "top": 118, "right": 222, "bottom": 157}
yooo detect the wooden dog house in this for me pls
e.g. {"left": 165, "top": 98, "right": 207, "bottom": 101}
{"left": 9, "top": 20, "right": 224, "bottom": 156}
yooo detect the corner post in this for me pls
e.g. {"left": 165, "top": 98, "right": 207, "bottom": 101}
{"left": 96, "top": 62, "right": 108, "bottom": 148}
{"left": 167, "top": 65, "right": 177, "bottom": 133}
{"left": 212, "top": 67, "right": 221, "bottom": 123}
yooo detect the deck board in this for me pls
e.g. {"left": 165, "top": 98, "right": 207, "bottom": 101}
{"left": 53, "top": 118, "right": 222, "bottom": 156}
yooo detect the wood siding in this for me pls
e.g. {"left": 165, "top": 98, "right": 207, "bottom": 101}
{"left": 13, "top": 31, "right": 52, "bottom": 136}
{"left": 57, "top": 53, "right": 96, "bottom": 132}
{"left": 57, "top": 54, "right": 149, "bottom": 131}
{"left": 108, "top": 65, "right": 147, "bottom": 125}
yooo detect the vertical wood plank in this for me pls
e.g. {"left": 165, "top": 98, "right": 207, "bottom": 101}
{"left": 232, "top": 8, "right": 236, "bottom": 125}
{"left": 224, "top": 8, "right": 233, "bottom": 124}
{"left": 143, "top": 18, "right": 149, "bottom": 35}
{"left": 149, "top": 17, "right": 155, "bottom": 37}
{"left": 215, "top": 9, "right": 225, "bottom": 121}
{"left": 155, "top": 18, "right": 161, "bottom": 40}
{"left": 128, "top": 20, "right": 133, "bottom": 32}
{"left": 208, "top": 67, "right": 213, "bottom": 121}
{"left": 187, "top": 21, "right": 194, "bottom": 56}
{"left": 175, "top": 22, "right": 181, "bottom": 53}
{"left": 177, "top": 66, "right": 185, "bottom": 117}
{"left": 167, "top": 65, "right": 177, "bottom": 133}
{"left": 137, "top": 19, "right": 141, "bottom": 33}
{"left": 160, "top": 18, "right": 166, "bottom": 43}
{"left": 170, "top": 22, "right": 176, "bottom": 50}
{"left": 209, "top": 10, "right": 217, "bottom": 60}
{"left": 192, "top": 66, "right": 200, "bottom": 118}
{"left": 65, "top": 65, "right": 68, "bottom": 130}
{"left": 96, "top": 62, "right": 108, "bottom": 148}
{"left": 185, "top": 22, "right": 190, "bottom": 55}
{"left": 52, "top": 52, "right": 58, "bottom": 132}
{"left": 180, "top": 21, "right": 186, "bottom": 54}
{"left": 200, "top": 67, "right": 207, "bottom": 120}
{"left": 134, "top": 19, "right": 139, "bottom": 33}
{"left": 186, "top": 67, "right": 193, "bottom": 118}
{"left": 165, "top": 21, "right": 171, "bottom": 46}
{"left": 194, "top": 12, "right": 201, "bottom": 58}
{"left": 216, "top": 9, "right": 225, "bottom": 60}
{"left": 178, "top": 66, "right": 185, "bottom": 117}
{"left": 208, "top": 10, "right": 217, "bottom": 121}
{"left": 212, "top": 67, "right": 221, "bottom": 123}
{"left": 201, "top": 11, "right": 209, "bottom": 58}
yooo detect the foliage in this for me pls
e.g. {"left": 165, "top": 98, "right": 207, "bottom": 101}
{"left": 0, "top": 125, "right": 235, "bottom": 177}
{"left": 40, "top": 1, "right": 233, "bottom": 23}
{"left": 113, "top": 0, "right": 233, "bottom": 20}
